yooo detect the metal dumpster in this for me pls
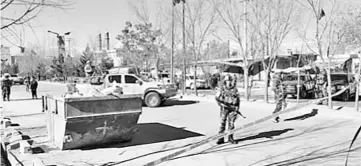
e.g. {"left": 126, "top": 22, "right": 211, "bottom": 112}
{"left": 43, "top": 94, "right": 142, "bottom": 150}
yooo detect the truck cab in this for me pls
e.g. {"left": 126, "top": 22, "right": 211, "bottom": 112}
{"left": 103, "top": 73, "right": 177, "bottom": 107}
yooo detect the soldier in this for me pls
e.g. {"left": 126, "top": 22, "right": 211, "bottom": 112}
{"left": 215, "top": 74, "right": 241, "bottom": 145}
{"left": 316, "top": 69, "right": 328, "bottom": 104}
{"left": 1, "top": 73, "right": 12, "bottom": 101}
{"left": 272, "top": 72, "right": 287, "bottom": 123}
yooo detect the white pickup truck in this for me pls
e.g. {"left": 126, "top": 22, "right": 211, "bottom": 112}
{"left": 101, "top": 73, "right": 178, "bottom": 107}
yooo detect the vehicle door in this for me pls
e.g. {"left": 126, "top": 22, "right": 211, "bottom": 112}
{"left": 123, "top": 75, "right": 143, "bottom": 94}
{"left": 107, "top": 75, "right": 122, "bottom": 88}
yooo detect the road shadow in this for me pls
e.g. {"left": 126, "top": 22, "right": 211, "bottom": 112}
{"left": 81, "top": 122, "right": 203, "bottom": 150}
{"left": 160, "top": 99, "right": 199, "bottom": 107}
{"left": 8, "top": 98, "right": 41, "bottom": 101}
{"left": 236, "top": 128, "right": 294, "bottom": 143}
{"left": 284, "top": 109, "right": 318, "bottom": 121}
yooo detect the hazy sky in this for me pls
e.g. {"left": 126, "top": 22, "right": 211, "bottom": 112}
{"left": 2, "top": 0, "right": 361, "bottom": 55}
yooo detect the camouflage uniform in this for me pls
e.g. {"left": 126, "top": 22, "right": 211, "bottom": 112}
{"left": 215, "top": 75, "right": 240, "bottom": 144}
{"left": 272, "top": 76, "right": 286, "bottom": 122}
{"left": 315, "top": 72, "right": 328, "bottom": 105}
{"left": 1, "top": 76, "right": 12, "bottom": 101}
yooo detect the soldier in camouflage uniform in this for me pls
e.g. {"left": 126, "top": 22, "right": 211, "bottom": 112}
{"left": 272, "top": 72, "right": 287, "bottom": 123}
{"left": 1, "top": 74, "right": 12, "bottom": 101}
{"left": 315, "top": 70, "right": 328, "bottom": 105}
{"left": 215, "top": 74, "right": 240, "bottom": 144}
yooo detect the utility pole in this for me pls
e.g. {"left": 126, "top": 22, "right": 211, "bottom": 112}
{"left": 182, "top": 0, "right": 186, "bottom": 95}
{"left": 171, "top": 2, "right": 175, "bottom": 84}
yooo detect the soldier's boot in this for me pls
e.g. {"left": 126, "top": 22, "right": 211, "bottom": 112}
{"left": 228, "top": 135, "right": 237, "bottom": 144}
{"left": 216, "top": 138, "right": 225, "bottom": 145}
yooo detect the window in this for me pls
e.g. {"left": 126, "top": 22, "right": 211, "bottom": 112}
{"left": 108, "top": 75, "right": 121, "bottom": 83}
{"left": 125, "top": 75, "right": 138, "bottom": 83}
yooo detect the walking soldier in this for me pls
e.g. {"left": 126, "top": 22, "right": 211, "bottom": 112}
{"left": 1, "top": 73, "right": 12, "bottom": 101}
{"left": 215, "top": 74, "right": 241, "bottom": 145}
{"left": 272, "top": 72, "right": 287, "bottom": 123}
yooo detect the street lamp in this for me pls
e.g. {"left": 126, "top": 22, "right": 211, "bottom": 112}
{"left": 47, "top": 30, "right": 71, "bottom": 37}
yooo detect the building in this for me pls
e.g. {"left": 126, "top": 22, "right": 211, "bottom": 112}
{"left": 1, "top": 45, "right": 11, "bottom": 65}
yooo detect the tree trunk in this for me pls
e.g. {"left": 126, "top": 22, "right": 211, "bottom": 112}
{"left": 356, "top": 57, "right": 361, "bottom": 112}
{"left": 327, "top": 58, "right": 332, "bottom": 109}
{"left": 154, "top": 51, "right": 160, "bottom": 82}
{"left": 264, "top": 69, "right": 270, "bottom": 103}
{"left": 194, "top": 65, "right": 198, "bottom": 96}
{"left": 244, "top": 67, "right": 249, "bottom": 101}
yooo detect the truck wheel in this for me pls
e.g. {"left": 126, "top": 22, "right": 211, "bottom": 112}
{"left": 145, "top": 92, "right": 161, "bottom": 107}
{"left": 300, "top": 88, "right": 308, "bottom": 99}
{"left": 342, "top": 90, "right": 350, "bottom": 101}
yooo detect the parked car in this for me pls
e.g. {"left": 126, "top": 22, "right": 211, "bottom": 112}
{"left": 329, "top": 73, "right": 357, "bottom": 101}
{"left": 185, "top": 74, "right": 209, "bottom": 90}
{"left": 10, "top": 74, "right": 24, "bottom": 85}
{"left": 283, "top": 74, "right": 316, "bottom": 99}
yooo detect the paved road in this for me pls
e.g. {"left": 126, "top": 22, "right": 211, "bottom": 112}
{"left": 2, "top": 82, "right": 361, "bottom": 165}
{"left": 184, "top": 88, "right": 359, "bottom": 108}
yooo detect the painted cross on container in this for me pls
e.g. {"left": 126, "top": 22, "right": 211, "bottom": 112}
{"left": 96, "top": 120, "right": 112, "bottom": 135}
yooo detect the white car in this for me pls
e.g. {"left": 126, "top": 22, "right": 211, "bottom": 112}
{"left": 185, "top": 75, "right": 208, "bottom": 90}
{"left": 102, "top": 73, "right": 178, "bottom": 107}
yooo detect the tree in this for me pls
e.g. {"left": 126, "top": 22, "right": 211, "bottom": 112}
{"left": 116, "top": 21, "right": 162, "bottom": 76}
{"left": 248, "top": 0, "right": 297, "bottom": 103}
{"left": 99, "top": 57, "right": 114, "bottom": 72}
{"left": 175, "top": 0, "right": 218, "bottom": 96}
{"left": 214, "top": 0, "right": 258, "bottom": 101}
{"left": 300, "top": 0, "right": 347, "bottom": 108}
{"left": 128, "top": 0, "right": 171, "bottom": 79}
{"left": 1, "top": 0, "right": 72, "bottom": 47}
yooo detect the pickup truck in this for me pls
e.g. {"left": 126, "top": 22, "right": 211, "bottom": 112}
{"left": 101, "top": 73, "right": 178, "bottom": 107}
{"left": 185, "top": 75, "right": 209, "bottom": 90}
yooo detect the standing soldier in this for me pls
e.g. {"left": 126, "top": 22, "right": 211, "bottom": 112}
{"left": 272, "top": 72, "right": 287, "bottom": 123}
{"left": 1, "top": 73, "right": 12, "bottom": 101}
{"left": 215, "top": 74, "right": 241, "bottom": 145}
{"left": 316, "top": 69, "right": 328, "bottom": 104}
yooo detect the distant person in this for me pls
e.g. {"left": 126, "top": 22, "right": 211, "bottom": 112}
{"left": 30, "top": 77, "right": 38, "bottom": 99}
{"left": 25, "top": 75, "right": 31, "bottom": 92}
{"left": 1, "top": 73, "right": 12, "bottom": 101}
{"left": 84, "top": 61, "right": 93, "bottom": 77}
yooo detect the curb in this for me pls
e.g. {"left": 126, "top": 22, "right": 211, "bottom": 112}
{"left": 1, "top": 119, "right": 45, "bottom": 166}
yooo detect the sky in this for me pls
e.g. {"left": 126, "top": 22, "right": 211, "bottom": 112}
{"left": 2, "top": 0, "right": 361, "bottom": 55}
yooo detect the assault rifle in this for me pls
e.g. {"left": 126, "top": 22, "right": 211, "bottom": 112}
{"left": 215, "top": 98, "right": 246, "bottom": 119}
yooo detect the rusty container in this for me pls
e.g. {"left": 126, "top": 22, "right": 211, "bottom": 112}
{"left": 43, "top": 94, "right": 142, "bottom": 150}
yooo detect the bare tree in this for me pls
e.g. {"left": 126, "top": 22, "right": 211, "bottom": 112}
{"left": 128, "top": 0, "right": 171, "bottom": 80}
{"left": 1, "top": 0, "right": 73, "bottom": 46}
{"left": 247, "top": 0, "right": 297, "bottom": 103}
{"left": 214, "top": 0, "right": 261, "bottom": 100}
{"left": 299, "top": 0, "right": 347, "bottom": 108}
{"left": 173, "top": 0, "right": 218, "bottom": 95}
